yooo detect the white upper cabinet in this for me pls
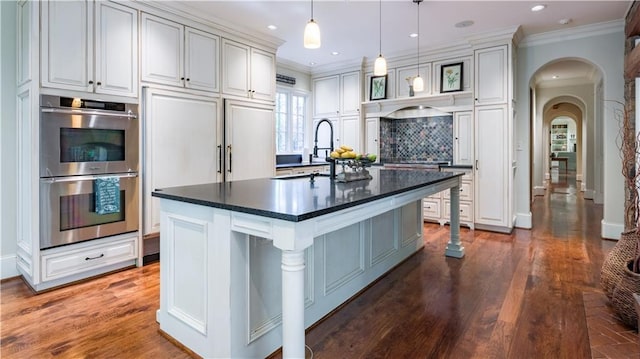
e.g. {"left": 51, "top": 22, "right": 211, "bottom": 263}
{"left": 41, "top": 0, "right": 138, "bottom": 97}
{"left": 313, "top": 71, "right": 361, "bottom": 117}
{"left": 222, "top": 39, "right": 275, "bottom": 101}
{"left": 365, "top": 117, "right": 379, "bottom": 160}
{"left": 340, "top": 71, "right": 361, "bottom": 115}
{"left": 474, "top": 45, "right": 508, "bottom": 105}
{"left": 141, "top": 13, "right": 220, "bottom": 93}
{"left": 313, "top": 75, "right": 340, "bottom": 117}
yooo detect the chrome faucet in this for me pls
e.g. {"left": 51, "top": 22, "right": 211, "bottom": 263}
{"left": 313, "top": 118, "right": 336, "bottom": 179}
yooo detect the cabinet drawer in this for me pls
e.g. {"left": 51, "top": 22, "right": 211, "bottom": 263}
{"left": 440, "top": 169, "right": 472, "bottom": 181}
{"left": 443, "top": 181, "right": 473, "bottom": 201}
{"left": 41, "top": 237, "right": 137, "bottom": 281}
{"left": 423, "top": 199, "right": 441, "bottom": 219}
{"left": 443, "top": 200, "right": 473, "bottom": 222}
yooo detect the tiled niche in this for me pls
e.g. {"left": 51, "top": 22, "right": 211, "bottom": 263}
{"left": 379, "top": 115, "right": 453, "bottom": 163}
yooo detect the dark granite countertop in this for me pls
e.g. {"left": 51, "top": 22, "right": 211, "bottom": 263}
{"left": 152, "top": 168, "right": 462, "bottom": 222}
{"left": 439, "top": 164, "right": 473, "bottom": 169}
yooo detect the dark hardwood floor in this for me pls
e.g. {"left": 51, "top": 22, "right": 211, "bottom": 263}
{"left": 1, "top": 170, "right": 619, "bottom": 358}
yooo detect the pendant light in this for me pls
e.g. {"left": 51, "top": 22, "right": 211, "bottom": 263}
{"left": 412, "top": 0, "right": 424, "bottom": 92}
{"left": 373, "top": 0, "right": 387, "bottom": 76}
{"left": 304, "top": 0, "right": 321, "bottom": 49}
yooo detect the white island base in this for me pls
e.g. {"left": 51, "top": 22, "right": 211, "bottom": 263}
{"left": 156, "top": 176, "right": 463, "bottom": 358}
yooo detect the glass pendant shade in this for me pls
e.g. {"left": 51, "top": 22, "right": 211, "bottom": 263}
{"left": 374, "top": 55, "right": 387, "bottom": 76}
{"left": 304, "top": 19, "right": 321, "bottom": 49}
{"left": 413, "top": 75, "right": 424, "bottom": 92}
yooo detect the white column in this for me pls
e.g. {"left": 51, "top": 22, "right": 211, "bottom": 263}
{"left": 445, "top": 181, "right": 465, "bottom": 258}
{"left": 281, "top": 249, "right": 306, "bottom": 358}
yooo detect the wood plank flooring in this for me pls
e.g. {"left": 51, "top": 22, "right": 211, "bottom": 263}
{"left": 0, "top": 172, "right": 622, "bottom": 358}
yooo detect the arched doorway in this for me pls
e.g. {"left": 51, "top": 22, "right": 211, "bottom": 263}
{"left": 529, "top": 58, "right": 604, "bottom": 218}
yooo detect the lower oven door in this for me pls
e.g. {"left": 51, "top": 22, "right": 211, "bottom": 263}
{"left": 40, "top": 173, "right": 139, "bottom": 250}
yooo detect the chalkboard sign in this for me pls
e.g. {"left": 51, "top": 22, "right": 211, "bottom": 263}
{"left": 95, "top": 177, "right": 120, "bottom": 215}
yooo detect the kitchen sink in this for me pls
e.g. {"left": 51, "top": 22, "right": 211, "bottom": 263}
{"left": 271, "top": 173, "right": 331, "bottom": 180}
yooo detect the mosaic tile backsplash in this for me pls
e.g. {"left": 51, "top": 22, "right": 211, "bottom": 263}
{"left": 379, "top": 116, "right": 454, "bottom": 163}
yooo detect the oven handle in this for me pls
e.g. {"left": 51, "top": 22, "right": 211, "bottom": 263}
{"left": 41, "top": 173, "right": 138, "bottom": 183}
{"left": 41, "top": 107, "right": 137, "bottom": 119}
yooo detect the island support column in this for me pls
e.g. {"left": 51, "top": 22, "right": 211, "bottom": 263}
{"left": 281, "top": 249, "right": 306, "bottom": 358}
{"left": 445, "top": 184, "right": 465, "bottom": 258}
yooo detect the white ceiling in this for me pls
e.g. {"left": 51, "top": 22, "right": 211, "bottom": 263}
{"left": 176, "top": 0, "right": 631, "bottom": 72}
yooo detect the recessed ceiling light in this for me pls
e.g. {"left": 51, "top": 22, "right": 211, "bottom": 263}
{"left": 331, "top": 51, "right": 339, "bottom": 56}
{"left": 455, "top": 20, "right": 474, "bottom": 28}
{"left": 552, "top": 75, "right": 559, "bottom": 79}
{"left": 558, "top": 18, "right": 572, "bottom": 25}
{"left": 267, "top": 25, "right": 277, "bottom": 30}
{"left": 309, "top": 62, "right": 316, "bottom": 66}
{"left": 409, "top": 33, "right": 418, "bottom": 38}
{"left": 531, "top": 4, "right": 546, "bottom": 12}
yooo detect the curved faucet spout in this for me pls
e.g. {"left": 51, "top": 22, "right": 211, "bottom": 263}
{"left": 313, "top": 118, "right": 334, "bottom": 157}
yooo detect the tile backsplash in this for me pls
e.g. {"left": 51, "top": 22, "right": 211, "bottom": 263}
{"left": 379, "top": 115, "right": 453, "bottom": 163}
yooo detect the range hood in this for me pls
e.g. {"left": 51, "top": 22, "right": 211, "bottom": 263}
{"left": 383, "top": 105, "right": 452, "bottom": 119}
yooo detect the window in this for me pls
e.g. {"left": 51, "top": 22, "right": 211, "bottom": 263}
{"left": 275, "top": 89, "right": 307, "bottom": 153}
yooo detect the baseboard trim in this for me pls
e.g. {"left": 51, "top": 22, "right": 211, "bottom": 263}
{"left": 515, "top": 212, "right": 532, "bottom": 229}
{"left": 601, "top": 220, "right": 623, "bottom": 240}
{"left": 1, "top": 254, "right": 18, "bottom": 280}
{"left": 533, "top": 186, "right": 546, "bottom": 196}
{"left": 143, "top": 253, "right": 160, "bottom": 265}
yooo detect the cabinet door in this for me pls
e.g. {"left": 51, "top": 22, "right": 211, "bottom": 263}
{"left": 250, "top": 48, "right": 276, "bottom": 101}
{"left": 365, "top": 118, "right": 379, "bottom": 160}
{"left": 185, "top": 27, "right": 219, "bottom": 92}
{"left": 396, "top": 64, "right": 430, "bottom": 98}
{"left": 313, "top": 76, "right": 340, "bottom": 117}
{"left": 474, "top": 105, "right": 508, "bottom": 227}
{"left": 222, "top": 39, "right": 250, "bottom": 97}
{"left": 454, "top": 111, "right": 473, "bottom": 165}
{"left": 141, "top": 13, "right": 184, "bottom": 87}
{"left": 95, "top": 2, "right": 138, "bottom": 97}
{"left": 339, "top": 116, "right": 360, "bottom": 152}
{"left": 144, "top": 89, "right": 221, "bottom": 235}
{"left": 341, "top": 71, "right": 361, "bottom": 115}
{"left": 41, "top": 0, "right": 93, "bottom": 92}
{"left": 225, "top": 101, "right": 275, "bottom": 182}
{"left": 474, "top": 46, "right": 507, "bottom": 105}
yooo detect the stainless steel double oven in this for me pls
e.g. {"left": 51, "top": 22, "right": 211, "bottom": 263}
{"left": 39, "top": 95, "right": 139, "bottom": 250}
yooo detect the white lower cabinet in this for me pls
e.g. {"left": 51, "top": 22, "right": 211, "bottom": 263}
{"left": 276, "top": 165, "right": 329, "bottom": 177}
{"left": 41, "top": 236, "right": 137, "bottom": 282}
{"left": 423, "top": 169, "right": 474, "bottom": 229}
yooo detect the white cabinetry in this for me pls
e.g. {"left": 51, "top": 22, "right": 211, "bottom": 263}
{"left": 313, "top": 71, "right": 362, "bottom": 151}
{"left": 365, "top": 117, "right": 379, "bottom": 159}
{"left": 474, "top": 46, "right": 507, "bottom": 105}
{"left": 41, "top": 0, "right": 138, "bottom": 97}
{"left": 472, "top": 43, "right": 513, "bottom": 233}
{"left": 141, "top": 13, "right": 219, "bottom": 92}
{"left": 222, "top": 39, "right": 275, "bottom": 101}
{"left": 454, "top": 111, "right": 473, "bottom": 165}
{"left": 423, "top": 169, "right": 474, "bottom": 229}
{"left": 143, "top": 88, "right": 221, "bottom": 235}
{"left": 275, "top": 165, "right": 329, "bottom": 177}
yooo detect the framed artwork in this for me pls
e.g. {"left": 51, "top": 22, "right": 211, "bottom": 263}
{"left": 440, "top": 62, "right": 463, "bottom": 93}
{"left": 370, "top": 75, "right": 387, "bottom": 100}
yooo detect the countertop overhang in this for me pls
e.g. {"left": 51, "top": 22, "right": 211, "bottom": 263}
{"left": 152, "top": 168, "right": 463, "bottom": 222}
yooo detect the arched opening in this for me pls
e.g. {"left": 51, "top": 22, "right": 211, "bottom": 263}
{"left": 528, "top": 58, "right": 604, "bottom": 222}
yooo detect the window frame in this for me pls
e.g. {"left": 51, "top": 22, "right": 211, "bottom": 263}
{"left": 275, "top": 87, "right": 309, "bottom": 154}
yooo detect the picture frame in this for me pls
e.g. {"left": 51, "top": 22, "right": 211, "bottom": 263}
{"left": 370, "top": 75, "right": 387, "bottom": 101}
{"left": 440, "top": 62, "right": 463, "bottom": 93}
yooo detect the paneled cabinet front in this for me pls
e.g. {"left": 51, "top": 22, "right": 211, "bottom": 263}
{"left": 41, "top": 0, "right": 138, "bottom": 97}
{"left": 222, "top": 39, "right": 275, "bottom": 101}
{"left": 313, "top": 71, "right": 362, "bottom": 117}
{"left": 141, "top": 13, "right": 219, "bottom": 92}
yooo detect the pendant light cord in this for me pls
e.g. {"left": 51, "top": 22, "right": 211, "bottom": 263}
{"left": 416, "top": 0, "right": 420, "bottom": 74}
{"left": 379, "top": 0, "right": 382, "bottom": 55}
{"left": 311, "top": 0, "right": 314, "bottom": 20}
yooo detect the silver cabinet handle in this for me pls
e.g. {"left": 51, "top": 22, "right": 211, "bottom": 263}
{"left": 227, "top": 145, "right": 232, "bottom": 173}
{"left": 85, "top": 253, "right": 104, "bottom": 261}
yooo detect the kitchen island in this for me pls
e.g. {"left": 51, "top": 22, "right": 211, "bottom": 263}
{"left": 152, "top": 168, "right": 464, "bottom": 358}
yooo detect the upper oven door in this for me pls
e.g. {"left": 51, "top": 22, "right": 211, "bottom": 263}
{"left": 40, "top": 107, "right": 138, "bottom": 177}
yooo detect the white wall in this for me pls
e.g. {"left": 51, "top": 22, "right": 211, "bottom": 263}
{"left": 516, "top": 23, "right": 625, "bottom": 238}
{"left": 1, "top": 0, "right": 18, "bottom": 278}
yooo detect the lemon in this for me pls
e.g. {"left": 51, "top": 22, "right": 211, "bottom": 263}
{"left": 340, "top": 145, "right": 353, "bottom": 151}
{"left": 330, "top": 151, "right": 341, "bottom": 159}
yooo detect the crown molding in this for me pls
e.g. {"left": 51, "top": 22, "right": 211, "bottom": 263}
{"left": 277, "top": 58, "right": 313, "bottom": 74}
{"left": 519, "top": 20, "right": 624, "bottom": 48}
